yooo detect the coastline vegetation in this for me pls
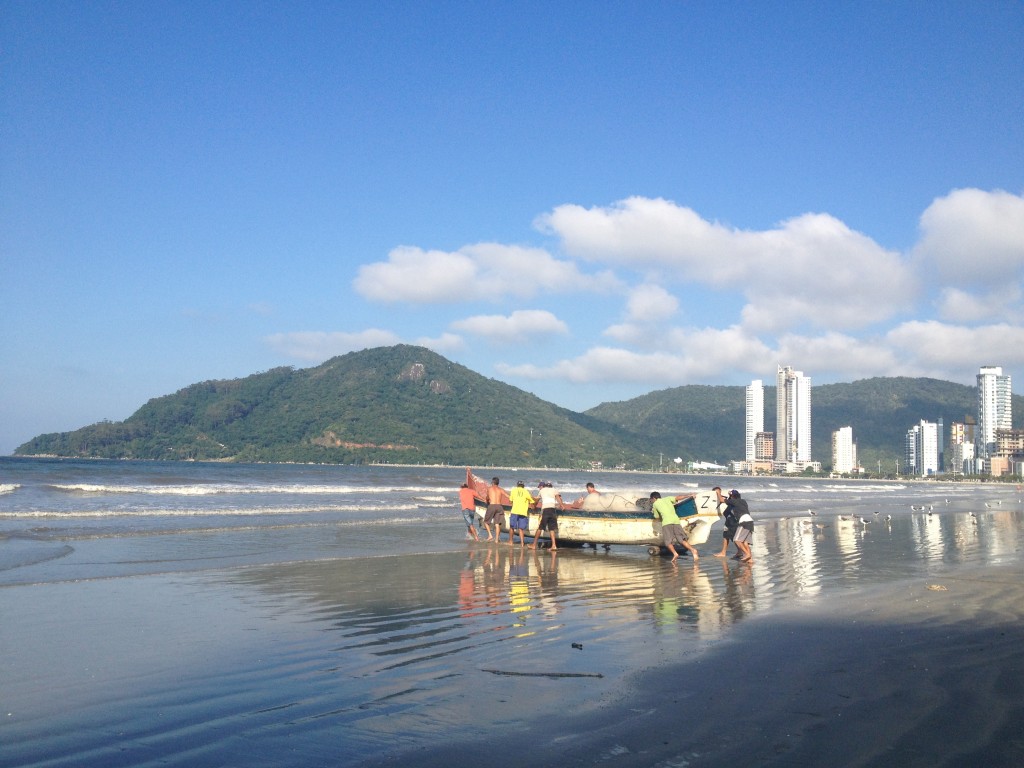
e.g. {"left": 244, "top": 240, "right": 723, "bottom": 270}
{"left": 14, "top": 345, "right": 1024, "bottom": 473}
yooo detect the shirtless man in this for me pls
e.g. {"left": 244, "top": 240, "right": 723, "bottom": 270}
{"left": 483, "top": 477, "right": 508, "bottom": 542}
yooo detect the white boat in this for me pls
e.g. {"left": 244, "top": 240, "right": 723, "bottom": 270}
{"left": 465, "top": 469, "right": 722, "bottom": 554}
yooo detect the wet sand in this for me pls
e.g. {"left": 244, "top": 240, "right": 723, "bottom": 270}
{"left": 3, "top": 510, "right": 1024, "bottom": 767}
{"left": 369, "top": 563, "right": 1024, "bottom": 768}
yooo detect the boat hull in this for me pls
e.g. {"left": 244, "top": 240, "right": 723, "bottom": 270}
{"left": 475, "top": 489, "right": 722, "bottom": 548}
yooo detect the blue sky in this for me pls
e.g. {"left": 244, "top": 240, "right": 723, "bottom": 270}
{"left": 2, "top": 1, "right": 1023, "bottom": 454}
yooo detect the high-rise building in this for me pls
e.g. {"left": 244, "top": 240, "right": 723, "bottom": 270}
{"left": 906, "top": 420, "right": 939, "bottom": 476}
{"left": 949, "top": 417, "right": 979, "bottom": 474}
{"left": 776, "top": 366, "right": 811, "bottom": 462}
{"left": 745, "top": 379, "right": 764, "bottom": 463}
{"left": 755, "top": 432, "right": 775, "bottom": 461}
{"left": 832, "top": 426, "right": 857, "bottom": 474}
{"left": 977, "top": 366, "right": 1012, "bottom": 459}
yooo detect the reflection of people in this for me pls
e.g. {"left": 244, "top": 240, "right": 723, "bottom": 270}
{"left": 712, "top": 486, "right": 737, "bottom": 558}
{"left": 459, "top": 483, "right": 480, "bottom": 541}
{"left": 508, "top": 480, "right": 534, "bottom": 547}
{"left": 723, "top": 489, "right": 754, "bottom": 564}
{"left": 530, "top": 481, "right": 562, "bottom": 551}
{"left": 508, "top": 550, "right": 531, "bottom": 626}
{"left": 650, "top": 492, "right": 699, "bottom": 562}
{"left": 484, "top": 477, "right": 507, "bottom": 542}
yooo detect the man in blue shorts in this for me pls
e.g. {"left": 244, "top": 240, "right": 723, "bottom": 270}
{"left": 508, "top": 480, "right": 534, "bottom": 547}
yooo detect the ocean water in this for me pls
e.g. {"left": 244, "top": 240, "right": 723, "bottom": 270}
{"left": 2, "top": 457, "right": 1021, "bottom": 585}
{"left": 2, "top": 457, "right": 1022, "bottom": 766}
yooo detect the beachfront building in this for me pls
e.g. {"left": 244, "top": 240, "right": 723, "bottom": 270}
{"left": 947, "top": 421, "right": 976, "bottom": 476}
{"left": 745, "top": 379, "right": 764, "bottom": 463}
{"left": 906, "top": 420, "right": 940, "bottom": 476}
{"left": 776, "top": 366, "right": 811, "bottom": 464}
{"left": 832, "top": 426, "right": 857, "bottom": 474}
{"left": 991, "top": 428, "right": 1024, "bottom": 477}
{"left": 755, "top": 431, "right": 774, "bottom": 460}
{"left": 977, "top": 365, "right": 1012, "bottom": 459}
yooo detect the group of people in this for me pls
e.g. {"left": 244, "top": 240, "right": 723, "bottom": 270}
{"left": 459, "top": 477, "right": 581, "bottom": 550}
{"left": 458, "top": 478, "right": 755, "bottom": 563}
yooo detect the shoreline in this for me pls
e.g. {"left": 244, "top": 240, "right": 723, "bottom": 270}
{"left": 5, "top": 454, "right": 1020, "bottom": 485}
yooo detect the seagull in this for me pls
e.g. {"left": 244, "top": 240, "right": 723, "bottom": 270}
{"left": 858, "top": 516, "right": 871, "bottom": 526}
{"left": 885, "top": 514, "right": 892, "bottom": 522}
{"left": 873, "top": 510, "right": 880, "bottom": 516}
{"left": 808, "top": 509, "right": 817, "bottom": 516}
{"left": 985, "top": 502, "right": 992, "bottom": 508}
{"left": 911, "top": 505, "right": 925, "bottom": 511}
{"left": 970, "top": 512, "right": 978, "bottom": 524}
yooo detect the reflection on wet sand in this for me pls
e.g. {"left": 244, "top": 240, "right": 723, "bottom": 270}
{"left": 228, "top": 505, "right": 1024, "bottom": 681}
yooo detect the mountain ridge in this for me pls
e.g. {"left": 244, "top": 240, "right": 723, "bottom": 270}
{"left": 15, "top": 346, "right": 1023, "bottom": 471}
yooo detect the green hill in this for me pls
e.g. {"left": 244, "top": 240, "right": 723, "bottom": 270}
{"left": 16, "top": 346, "right": 1022, "bottom": 472}
{"left": 15, "top": 345, "right": 650, "bottom": 468}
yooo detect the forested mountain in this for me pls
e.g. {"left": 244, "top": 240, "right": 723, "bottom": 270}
{"left": 16, "top": 345, "right": 1023, "bottom": 471}
{"left": 15, "top": 345, "right": 650, "bottom": 468}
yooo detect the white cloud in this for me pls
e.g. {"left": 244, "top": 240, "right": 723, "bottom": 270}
{"left": 415, "top": 332, "right": 465, "bottom": 354}
{"left": 537, "top": 196, "right": 915, "bottom": 333}
{"left": 914, "top": 188, "right": 1024, "bottom": 284}
{"left": 604, "top": 284, "right": 679, "bottom": 345}
{"left": 774, "top": 332, "right": 899, "bottom": 378}
{"left": 450, "top": 309, "right": 569, "bottom": 344}
{"left": 353, "top": 243, "right": 618, "bottom": 304}
{"left": 500, "top": 327, "right": 775, "bottom": 385}
{"left": 264, "top": 329, "right": 400, "bottom": 361}
{"left": 498, "top": 347, "right": 692, "bottom": 385}
{"left": 353, "top": 246, "right": 478, "bottom": 303}
{"left": 884, "top": 320, "right": 1024, "bottom": 372}
{"left": 937, "top": 285, "right": 1023, "bottom": 324}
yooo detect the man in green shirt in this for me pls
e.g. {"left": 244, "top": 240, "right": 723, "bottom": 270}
{"left": 650, "top": 492, "right": 700, "bottom": 562}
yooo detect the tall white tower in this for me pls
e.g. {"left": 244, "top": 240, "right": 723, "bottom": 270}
{"left": 832, "top": 426, "right": 856, "bottom": 474}
{"left": 745, "top": 379, "right": 764, "bottom": 463}
{"left": 977, "top": 365, "right": 1012, "bottom": 458}
{"left": 776, "top": 366, "right": 812, "bottom": 463}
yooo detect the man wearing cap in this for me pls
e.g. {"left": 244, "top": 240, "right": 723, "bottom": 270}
{"left": 718, "top": 488, "right": 754, "bottom": 563}
{"left": 712, "top": 486, "right": 738, "bottom": 558}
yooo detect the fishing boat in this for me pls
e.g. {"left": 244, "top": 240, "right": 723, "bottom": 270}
{"left": 464, "top": 469, "right": 722, "bottom": 554}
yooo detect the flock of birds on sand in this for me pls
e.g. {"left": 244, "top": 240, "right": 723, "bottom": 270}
{"left": 783, "top": 494, "right": 1021, "bottom": 533}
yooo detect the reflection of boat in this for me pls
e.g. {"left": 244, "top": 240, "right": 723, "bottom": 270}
{"left": 466, "top": 469, "right": 721, "bottom": 553}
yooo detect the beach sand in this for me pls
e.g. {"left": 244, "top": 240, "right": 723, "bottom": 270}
{"left": 367, "top": 563, "right": 1024, "bottom": 768}
{"left": 2, "top": 554, "right": 1023, "bottom": 767}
